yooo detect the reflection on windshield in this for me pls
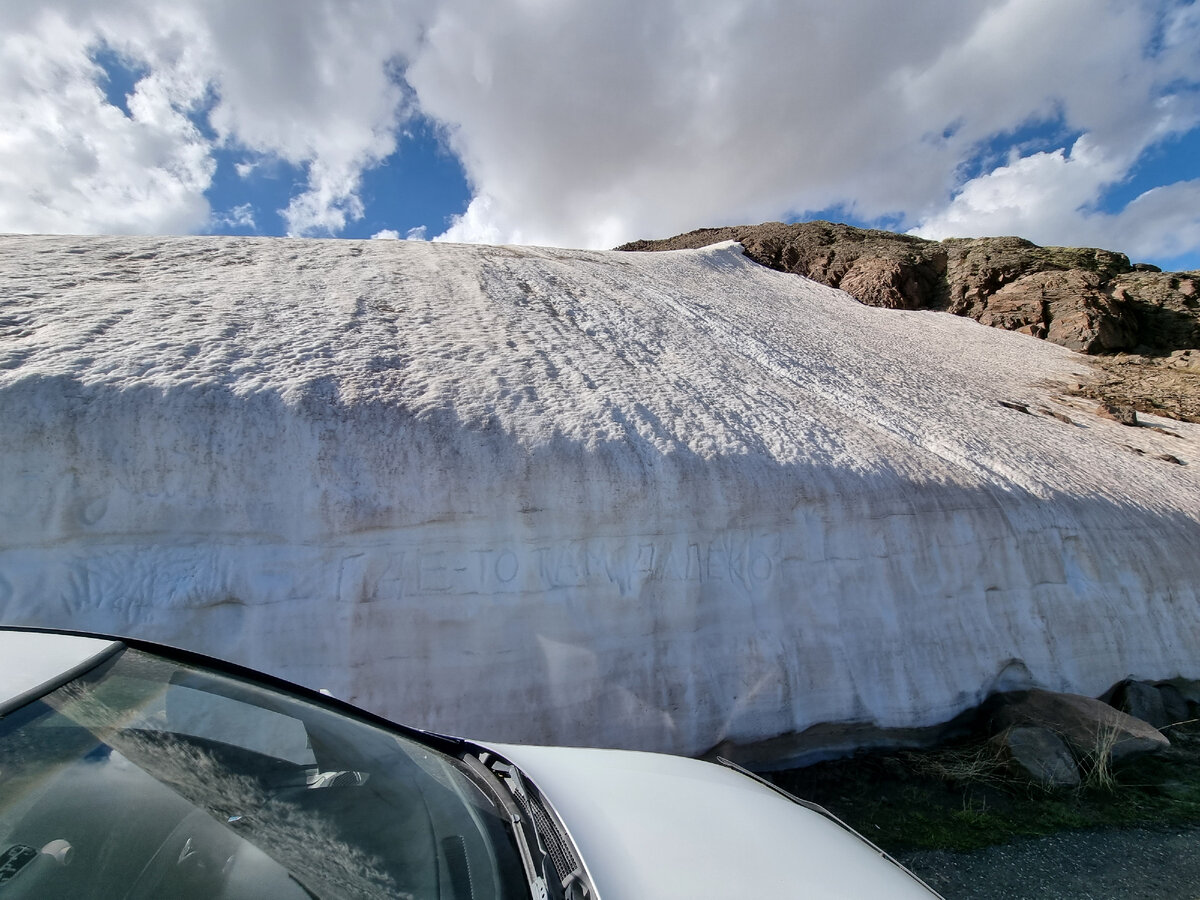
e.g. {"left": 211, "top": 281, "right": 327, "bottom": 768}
{"left": 0, "top": 648, "right": 525, "bottom": 899}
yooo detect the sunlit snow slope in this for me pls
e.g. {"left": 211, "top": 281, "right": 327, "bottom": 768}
{"left": 2, "top": 235, "right": 1198, "bottom": 759}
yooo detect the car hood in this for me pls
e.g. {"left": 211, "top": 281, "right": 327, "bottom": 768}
{"left": 482, "top": 743, "right": 938, "bottom": 900}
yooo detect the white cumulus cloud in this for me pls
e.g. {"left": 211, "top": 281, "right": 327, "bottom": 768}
{"left": 2, "top": 0, "right": 1198, "bottom": 264}
{"left": 406, "top": 0, "right": 1200, "bottom": 258}
{"left": 0, "top": 0, "right": 426, "bottom": 237}
{"left": 0, "top": 5, "right": 213, "bottom": 234}
{"left": 910, "top": 135, "right": 1200, "bottom": 264}
{"left": 214, "top": 202, "right": 256, "bottom": 230}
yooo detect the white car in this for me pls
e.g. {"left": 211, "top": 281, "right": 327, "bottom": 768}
{"left": 0, "top": 627, "right": 940, "bottom": 898}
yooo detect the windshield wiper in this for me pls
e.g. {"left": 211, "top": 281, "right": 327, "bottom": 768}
{"left": 459, "top": 752, "right": 550, "bottom": 898}
{"left": 468, "top": 753, "right": 592, "bottom": 899}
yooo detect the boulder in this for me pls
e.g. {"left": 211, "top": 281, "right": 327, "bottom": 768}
{"left": 991, "top": 726, "right": 1080, "bottom": 788}
{"left": 1045, "top": 279, "right": 1138, "bottom": 353}
{"left": 1156, "top": 683, "right": 1191, "bottom": 726}
{"left": 990, "top": 689, "right": 1169, "bottom": 764}
{"left": 1161, "top": 678, "right": 1200, "bottom": 714}
{"left": 942, "top": 237, "right": 1132, "bottom": 317}
{"left": 1109, "top": 680, "right": 1170, "bottom": 729}
{"left": 1095, "top": 402, "right": 1139, "bottom": 426}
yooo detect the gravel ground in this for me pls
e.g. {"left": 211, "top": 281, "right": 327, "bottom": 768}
{"left": 898, "top": 825, "right": 1200, "bottom": 899}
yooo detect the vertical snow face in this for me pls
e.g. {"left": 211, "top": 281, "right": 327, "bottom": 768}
{"left": 1, "top": 235, "right": 1198, "bottom": 758}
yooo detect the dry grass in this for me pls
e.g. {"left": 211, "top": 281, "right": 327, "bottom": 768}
{"left": 904, "top": 739, "right": 1010, "bottom": 787}
{"left": 1079, "top": 722, "right": 1124, "bottom": 791}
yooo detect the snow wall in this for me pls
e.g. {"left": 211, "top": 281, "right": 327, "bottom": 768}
{"left": 2, "top": 235, "right": 1199, "bottom": 762}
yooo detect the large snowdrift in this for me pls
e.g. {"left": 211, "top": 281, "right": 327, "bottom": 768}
{"left": 2, "top": 235, "right": 1198, "bottom": 760}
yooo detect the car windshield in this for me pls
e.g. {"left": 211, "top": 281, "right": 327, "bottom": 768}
{"left": 0, "top": 646, "right": 526, "bottom": 899}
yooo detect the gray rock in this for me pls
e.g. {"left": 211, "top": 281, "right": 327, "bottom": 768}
{"left": 1169, "top": 349, "right": 1200, "bottom": 370}
{"left": 1156, "top": 683, "right": 1191, "bottom": 726}
{"left": 993, "top": 726, "right": 1080, "bottom": 788}
{"left": 1110, "top": 680, "right": 1170, "bottom": 729}
{"left": 1162, "top": 678, "right": 1200, "bottom": 716}
{"left": 991, "top": 689, "right": 1170, "bottom": 764}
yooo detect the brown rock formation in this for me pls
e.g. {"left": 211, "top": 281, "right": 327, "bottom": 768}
{"left": 618, "top": 222, "right": 1200, "bottom": 421}
{"left": 1111, "top": 270, "right": 1200, "bottom": 351}
{"left": 619, "top": 221, "right": 946, "bottom": 311}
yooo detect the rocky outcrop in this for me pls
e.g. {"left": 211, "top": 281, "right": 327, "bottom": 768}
{"left": 974, "top": 270, "right": 1138, "bottom": 352}
{"left": 1112, "top": 270, "right": 1200, "bottom": 351}
{"left": 620, "top": 221, "right": 949, "bottom": 311}
{"left": 618, "top": 221, "right": 1200, "bottom": 420}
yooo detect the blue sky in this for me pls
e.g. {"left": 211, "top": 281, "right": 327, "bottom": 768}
{"left": 340, "top": 121, "right": 472, "bottom": 242}
{"left": 3, "top": 1, "right": 1199, "bottom": 271}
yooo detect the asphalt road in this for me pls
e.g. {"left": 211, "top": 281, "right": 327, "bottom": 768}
{"left": 899, "top": 825, "right": 1200, "bottom": 899}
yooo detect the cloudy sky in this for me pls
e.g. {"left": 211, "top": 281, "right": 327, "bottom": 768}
{"left": 2, "top": 0, "right": 1198, "bottom": 269}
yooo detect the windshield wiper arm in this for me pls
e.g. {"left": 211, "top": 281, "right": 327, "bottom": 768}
{"left": 459, "top": 752, "right": 548, "bottom": 898}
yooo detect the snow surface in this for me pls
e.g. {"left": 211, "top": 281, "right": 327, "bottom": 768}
{"left": 1, "top": 234, "right": 1198, "bottom": 759}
